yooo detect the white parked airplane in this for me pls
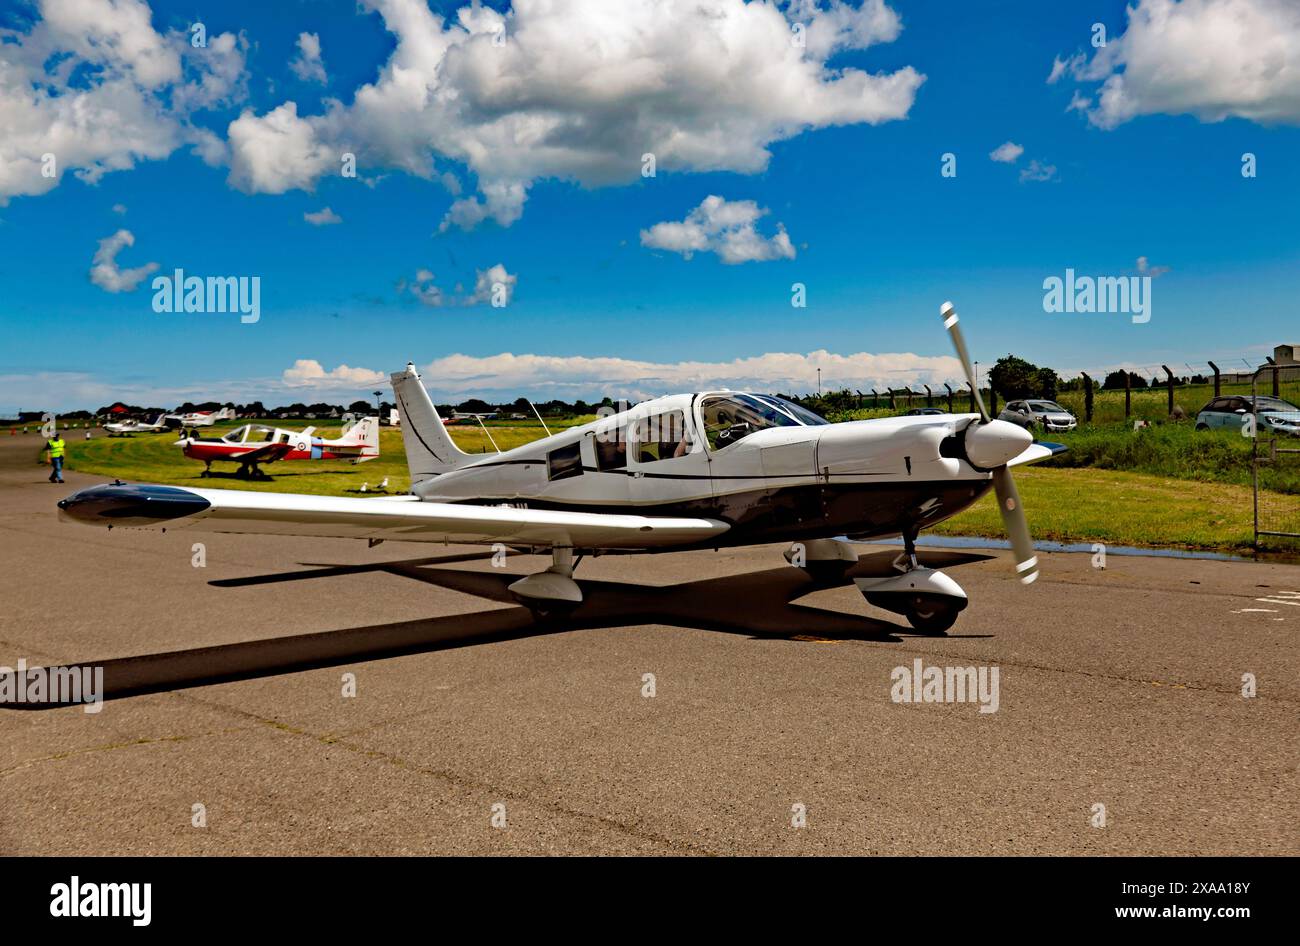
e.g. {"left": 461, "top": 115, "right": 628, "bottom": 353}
{"left": 57, "top": 304, "right": 1061, "bottom": 633}
{"left": 166, "top": 407, "right": 236, "bottom": 428}
{"left": 104, "top": 413, "right": 169, "bottom": 436}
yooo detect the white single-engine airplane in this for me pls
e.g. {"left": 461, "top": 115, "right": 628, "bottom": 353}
{"left": 103, "top": 413, "right": 170, "bottom": 436}
{"left": 58, "top": 305, "right": 1062, "bottom": 633}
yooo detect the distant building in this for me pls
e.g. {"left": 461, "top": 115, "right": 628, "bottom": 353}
{"left": 1220, "top": 343, "right": 1300, "bottom": 384}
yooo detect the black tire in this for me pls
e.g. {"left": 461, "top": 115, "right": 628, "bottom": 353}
{"left": 904, "top": 597, "right": 960, "bottom": 634}
{"left": 1195, "top": 423, "right": 1208, "bottom": 431}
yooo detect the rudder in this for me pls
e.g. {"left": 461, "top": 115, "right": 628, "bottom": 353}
{"left": 390, "top": 362, "right": 470, "bottom": 484}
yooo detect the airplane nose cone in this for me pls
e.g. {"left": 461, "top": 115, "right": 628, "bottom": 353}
{"left": 964, "top": 419, "right": 1033, "bottom": 469}
{"left": 58, "top": 483, "right": 211, "bottom": 525}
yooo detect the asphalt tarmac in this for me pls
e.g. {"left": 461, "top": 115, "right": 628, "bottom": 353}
{"left": 1, "top": 431, "right": 1296, "bottom": 854}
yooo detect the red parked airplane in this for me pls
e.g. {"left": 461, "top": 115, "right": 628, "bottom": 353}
{"left": 179, "top": 416, "right": 380, "bottom": 479}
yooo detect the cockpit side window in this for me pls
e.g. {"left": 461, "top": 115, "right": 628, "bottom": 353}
{"left": 632, "top": 410, "right": 691, "bottom": 463}
{"left": 700, "top": 394, "right": 800, "bottom": 451}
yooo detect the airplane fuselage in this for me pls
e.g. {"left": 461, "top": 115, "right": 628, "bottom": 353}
{"left": 411, "top": 392, "right": 1002, "bottom": 550}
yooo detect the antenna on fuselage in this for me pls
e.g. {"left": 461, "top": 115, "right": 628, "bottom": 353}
{"left": 474, "top": 415, "right": 501, "bottom": 453}
{"left": 526, "top": 399, "right": 551, "bottom": 437}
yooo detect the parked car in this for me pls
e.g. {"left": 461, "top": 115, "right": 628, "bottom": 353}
{"left": 1195, "top": 395, "right": 1300, "bottom": 436}
{"left": 905, "top": 407, "right": 946, "bottom": 416}
{"left": 997, "top": 399, "right": 1077, "bottom": 432}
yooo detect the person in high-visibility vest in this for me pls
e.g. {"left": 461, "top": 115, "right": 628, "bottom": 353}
{"left": 42, "top": 432, "right": 66, "bottom": 484}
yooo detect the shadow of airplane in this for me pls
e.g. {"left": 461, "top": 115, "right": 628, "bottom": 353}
{"left": 0, "top": 548, "right": 993, "bottom": 709}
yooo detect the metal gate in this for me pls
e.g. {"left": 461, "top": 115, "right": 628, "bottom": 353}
{"left": 1252, "top": 367, "right": 1300, "bottom": 546}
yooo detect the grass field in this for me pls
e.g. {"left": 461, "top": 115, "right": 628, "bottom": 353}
{"left": 929, "top": 466, "right": 1299, "bottom": 552}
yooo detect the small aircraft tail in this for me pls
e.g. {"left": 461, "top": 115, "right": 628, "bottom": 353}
{"left": 390, "top": 363, "right": 470, "bottom": 483}
{"left": 339, "top": 416, "right": 380, "bottom": 462}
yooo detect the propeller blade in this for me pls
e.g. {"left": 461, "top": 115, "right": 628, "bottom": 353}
{"left": 992, "top": 466, "right": 1037, "bottom": 584}
{"left": 939, "top": 301, "right": 990, "bottom": 423}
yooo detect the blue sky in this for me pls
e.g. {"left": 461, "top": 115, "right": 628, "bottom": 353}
{"left": 2, "top": 0, "right": 1299, "bottom": 411}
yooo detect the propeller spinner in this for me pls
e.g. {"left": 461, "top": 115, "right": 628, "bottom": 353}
{"left": 940, "top": 301, "right": 1039, "bottom": 585}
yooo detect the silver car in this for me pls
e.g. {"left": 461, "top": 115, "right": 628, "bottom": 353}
{"left": 998, "top": 399, "right": 1077, "bottom": 433}
{"left": 1195, "top": 395, "right": 1300, "bottom": 436}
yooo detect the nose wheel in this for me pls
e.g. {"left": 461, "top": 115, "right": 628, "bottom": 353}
{"left": 855, "top": 529, "right": 968, "bottom": 635}
{"left": 902, "top": 595, "right": 962, "bottom": 634}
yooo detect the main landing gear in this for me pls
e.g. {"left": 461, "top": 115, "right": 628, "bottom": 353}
{"left": 509, "top": 547, "right": 582, "bottom": 621}
{"left": 854, "top": 529, "right": 967, "bottom": 635}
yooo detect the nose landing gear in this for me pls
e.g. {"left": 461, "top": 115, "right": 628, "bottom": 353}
{"left": 853, "top": 528, "right": 968, "bottom": 634}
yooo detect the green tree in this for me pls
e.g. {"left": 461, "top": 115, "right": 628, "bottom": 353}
{"left": 989, "top": 355, "right": 1040, "bottom": 400}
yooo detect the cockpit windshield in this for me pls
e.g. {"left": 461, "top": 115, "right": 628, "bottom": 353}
{"left": 751, "top": 395, "right": 829, "bottom": 427}
{"left": 222, "top": 425, "right": 252, "bottom": 443}
{"left": 699, "top": 393, "right": 825, "bottom": 450}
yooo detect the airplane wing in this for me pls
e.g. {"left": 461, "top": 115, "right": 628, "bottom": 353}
{"left": 58, "top": 483, "right": 730, "bottom": 551}
{"left": 233, "top": 443, "right": 294, "bottom": 465}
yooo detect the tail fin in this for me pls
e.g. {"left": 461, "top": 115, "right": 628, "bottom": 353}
{"left": 350, "top": 416, "right": 380, "bottom": 457}
{"left": 390, "top": 363, "right": 470, "bottom": 483}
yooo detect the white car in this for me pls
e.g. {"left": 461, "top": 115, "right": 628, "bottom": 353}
{"left": 998, "top": 399, "right": 1077, "bottom": 433}
{"left": 1195, "top": 396, "right": 1300, "bottom": 436}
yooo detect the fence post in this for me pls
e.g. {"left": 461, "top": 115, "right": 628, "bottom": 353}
{"left": 1124, "top": 369, "right": 1131, "bottom": 418}
{"left": 924, "top": 384, "right": 932, "bottom": 408}
{"left": 944, "top": 383, "right": 953, "bottom": 413}
{"left": 1208, "top": 360, "right": 1220, "bottom": 397}
{"left": 855, "top": 389, "right": 864, "bottom": 409}
{"left": 967, "top": 383, "right": 975, "bottom": 413}
{"left": 1266, "top": 357, "right": 1280, "bottom": 397}
{"left": 888, "top": 389, "right": 896, "bottom": 410}
{"left": 1162, "top": 365, "right": 1174, "bottom": 415}
{"left": 870, "top": 388, "right": 878, "bottom": 409}
{"left": 1082, "top": 373, "right": 1093, "bottom": 422}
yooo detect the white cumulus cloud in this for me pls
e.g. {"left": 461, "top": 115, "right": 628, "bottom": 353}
{"left": 0, "top": 0, "right": 248, "bottom": 204}
{"left": 88, "top": 229, "right": 158, "bottom": 292}
{"left": 282, "top": 360, "right": 387, "bottom": 388}
{"left": 989, "top": 141, "right": 1024, "bottom": 163}
{"left": 226, "top": 0, "right": 923, "bottom": 229}
{"left": 641, "top": 195, "right": 795, "bottom": 264}
{"left": 289, "top": 32, "right": 327, "bottom": 84}
{"left": 1053, "top": 0, "right": 1300, "bottom": 129}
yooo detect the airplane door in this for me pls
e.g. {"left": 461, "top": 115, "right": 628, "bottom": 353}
{"left": 760, "top": 438, "right": 822, "bottom": 529}
{"left": 627, "top": 408, "right": 709, "bottom": 508}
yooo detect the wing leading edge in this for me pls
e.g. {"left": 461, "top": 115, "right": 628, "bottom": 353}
{"left": 58, "top": 483, "right": 729, "bottom": 550}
